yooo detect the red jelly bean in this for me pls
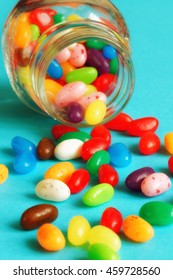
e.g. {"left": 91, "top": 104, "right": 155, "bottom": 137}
{"left": 104, "top": 112, "right": 132, "bottom": 131}
{"left": 51, "top": 124, "right": 78, "bottom": 140}
{"left": 98, "top": 164, "right": 119, "bottom": 187}
{"left": 92, "top": 73, "right": 117, "bottom": 95}
{"left": 100, "top": 207, "right": 123, "bottom": 233}
{"left": 139, "top": 132, "right": 161, "bottom": 155}
{"left": 67, "top": 169, "right": 90, "bottom": 194}
{"left": 168, "top": 156, "right": 173, "bottom": 173}
{"left": 127, "top": 117, "right": 159, "bottom": 136}
{"left": 29, "top": 8, "right": 54, "bottom": 33}
{"left": 81, "top": 137, "right": 109, "bottom": 161}
{"left": 90, "top": 125, "right": 111, "bottom": 145}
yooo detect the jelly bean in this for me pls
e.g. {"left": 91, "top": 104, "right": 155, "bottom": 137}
{"left": 81, "top": 138, "right": 109, "bottom": 161}
{"left": 108, "top": 143, "right": 131, "bottom": 167}
{"left": 13, "top": 21, "right": 31, "bottom": 48}
{"left": 30, "top": 24, "right": 40, "bottom": 41}
{"left": 122, "top": 215, "right": 154, "bottom": 242}
{"left": 91, "top": 125, "right": 111, "bottom": 145}
{"left": 78, "top": 91, "right": 107, "bottom": 108}
{"left": 20, "top": 204, "right": 58, "bottom": 230}
{"left": 55, "top": 48, "right": 71, "bottom": 64}
{"left": 88, "top": 225, "right": 121, "bottom": 251}
{"left": 66, "top": 67, "right": 98, "bottom": 84}
{"left": 0, "top": 164, "right": 8, "bottom": 184}
{"left": 44, "top": 8, "right": 57, "bottom": 17}
{"left": 44, "top": 79, "right": 62, "bottom": 103}
{"left": 98, "top": 164, "right": 119, "bottom": 187}
{"left": 100, "top": 207, "right": 123, "bottom": 233}
{"left": 125, "top": 167, "right": 155, "bottom": 192}
{"left": 85, "top": 100, "right": 106, "bottom": 125}
{"left": 139, "top": 201, "right": 173, "bottom": 226}
{"left": 139, "top": 132, "right": 161, "bottom": 155}
{"left": 37, "top": 223, "right": 65, "bottom": 251}
{"left": 69, "top": 43, "right": 87, "bottom": 67}
{"left": 88, "top": 243, "right": 120, "bottom": 260}
{"left": 47, "top": 59, "right": 63, "bottom": 79}
{"left": 44, "top": 162, "right": 75, "bottom": 183}
{"left": 54, "top": 139, "right": 83, "bottom": 160}
{"left": 84, "top": 85, "right": 97, "bottom": 96}
{"left": 168, "top": 155, "right": 173, "bottom": 173}
{"left": 68, "top": 216, "right": 91, "bottom": 246}
{"left": 53, "top": 13, "right": 65, "bottom": 24}
{"left": 11, "top": 136, "right": 36, "bottom": 155}
{"left": 164, "top": 132, "right": 173, "bottom": 154}
{"left": 35, "top": 179, "right": 71, "bottom": 202}
{"left": 87, "top": 48, "right": 110, "bottom": 75}
{"left": 67, "top": 169, "right": 90, "bottom": 194}
{"left": 51, "top": 124, "right": 78, "bottom": 140}
{"left": 86, "top": 39, "right": 106, "bottom": 50}
{"left": 13, "top": 151, "right": 37, "bottom": 174}
{"left": 36, "top": 137, "right": 55, "bottom": 160}
{"left": 67, "top": 102, "right": 84, "bottom": 123}
{"left": 55, "top": 81, "right": 86, "bottom": 107}
{"left": 141, "top": 172, "right": 171, "bottom": 197}
{"left": 104, "top": 112, "right": 132, "bottom": 131}
{"left": 17, "top": 66, "right": 31, "bottom": 86}
{"left": 82, "top": 183, "right": 114, "bottom": 206}
{"left": 57, "top": 131, "right": 91, "bottom": 144}
{"left": 127, "top": 117, "right": 159, "bottom": 136}
{"left": 15, "top": 42, "right": 36, "bottom": 67}
{"left": 61, "top": 61, "right": 76, "bottom": 80}
{"left": 86, "top": 150, "right": 110, "bottom": 175}
{"left": 109, "top": 58, "right": 119, "bottom": 74}
{"left": 92, "top": 73, "right": 117, "bottom": 94}
{"left": 67, "top": 14, "right": 82, "bottom": 21}
{"left": 102, "top": 45, "right": 117, "bottom": 60}
{"left": 29, "top": 8, "right": 54, "bottom": 33}
{"left": 17, "top": 13, "right": 30, "bottom": 24}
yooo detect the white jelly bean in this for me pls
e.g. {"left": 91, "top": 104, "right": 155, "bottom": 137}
{"left": 54, "top": 139, "right": 83, "bottom": 160}
{"left": 141, "top": 172, "right": 171, "bottom": 197}
{"left": 35, "top": 179, "right": 71, "bottom": 202}
{"left": 78, "top": 91, "right": 107, "bottom": 108}
{"left": 69, "top": 43, "right": 87, "bottom": 67}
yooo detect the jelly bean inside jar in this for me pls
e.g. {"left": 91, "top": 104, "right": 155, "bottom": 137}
{"left": 3, "top": 1, "right": 134, "bottom": 127}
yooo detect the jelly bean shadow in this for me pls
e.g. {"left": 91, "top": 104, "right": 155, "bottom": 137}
{"left": 26, "top": 238, "right": 45, "bottom": 253}
{"left": 128, "top": 143, "right": 140, "bottom": 155}
{"left": 156, "top": 144, "right": 169, "bottom": 156}
{"left": 1, "top": 148, "right": 14, "bottom": 158}
{"left": 9, "top": 220, "right": 22, "bottom": 231}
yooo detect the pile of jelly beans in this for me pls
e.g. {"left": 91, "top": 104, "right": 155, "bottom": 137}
{"left": 12, "top": 5, "right": 119, "bottom": 125}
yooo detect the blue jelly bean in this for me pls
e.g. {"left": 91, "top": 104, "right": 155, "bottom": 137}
{"left": 47, "top": 59, "right": 63, "bottom": 79}
{"left": 11, "top": 136, "right": 36, "bottom": 155}
{"left": 102, "top": 45, "right": 117, "bottom": 60}
{"left": 108, "top": 143, "right": 131, "bottom": 167}
{"left": 13, "top": 151, "right": 37, "bottom": 174}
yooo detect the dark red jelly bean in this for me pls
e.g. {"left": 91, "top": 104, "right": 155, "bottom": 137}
{"left": 29, "top": 8, "right": 54, "bottom": 33}
{"left": 51, "top": 124, "right": 78, "bottom": 140}
{"left": 98, "top": 164, "right": 119, "bottom": 187}
{"left": 36, "top": 137, "right": 55, "bottom": 160}
{"left": 125, "top": 167, "right": 155, "bottom": 191}
{"left": 92, "top": 73, "right": 117, "bottom": 95}
{"left": 126, "top": 117, "right": 159, "bottom": 136}
{"left": 87, "top": 48, "right": 110, "bottom": 75}
{"left": 100, "top": 207, "right": 123, "bottom": 233}
{"left": 168, "top": 156, "right": 173, "bottom": 173}
{"left": 81, "top": 137, "right": 109, "bottom": 161}
{"left": 139, "top": 132, "right": 161, "bottom": 155}
{"left": 67, "top": 169, "right": 90, "bottom": 194}
{"left": 104, "top": 112, "right": 132, "bottom": 131}
{"left": 90, "top": 125, "right": 111, "bottom": 145}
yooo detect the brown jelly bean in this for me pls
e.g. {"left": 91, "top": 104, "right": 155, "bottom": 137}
{"left": 20, "top": 204, "right": 58, "bottom": 230}
{"left": 36, "top": 137, "right": 55, "bottom": 160}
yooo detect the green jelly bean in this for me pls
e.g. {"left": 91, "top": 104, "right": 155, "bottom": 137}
{"left": 82, "top": 183, "right": 114, "bottom": 206}
{"left": 66, "top": 67, "right": 98, "bottom": 84}
{"left": 30, "top": 24, "right": 40, "bottom": 41}
{"left": 57, "top": 131, "right": 91, "bottom": 144}
{"left": 86, "top": 39, "right": 107, "bottom": 50}
{"left": 53, "top": 14, "right": 66, "bottom": 24}
{"left": 86, "top": 150, "right": 110, "bottom": 175}
{"left": 88, "top": 243, "right": 120, "bottom": 260}
{"left": 139, "top": 201, "right": 173, "bottom": 226}
{"left": 110, "top": 57, "right": 119, "bottom": 74}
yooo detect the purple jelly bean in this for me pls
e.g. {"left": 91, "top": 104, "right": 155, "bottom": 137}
{"left": 86, "top": 48, "right": 110, "bottom": 75}
{"left": 67, "top": 102, "right": 84, "bottom": 123}
{"left": 125, "top": 167, "right": 155, "bottom": 191}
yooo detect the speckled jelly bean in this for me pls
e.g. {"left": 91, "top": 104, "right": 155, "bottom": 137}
{"left": 51, "top": 124, "right": 78, "bottom": 140}
{"left": 98, "top": 164, "right": 119, "bottom": 187}
{"left": 44, "top": 162, "right": 75, "bottom": 183}
{"left": 35, "top": 179, "right": 71, "bottom": 202}
{"left": 69, "top": 43, "right": 87, "bottom": 67}
{"left": 13, "top": 151, "right": 37, "bottom": 174}
{"left": 141, "top": 172, "right": 171, "bottom": 197}
{"left": 57, "top": 131, "right": 91, "bottom": 144}
{"left": 86, "top": 150, "right": 110, "bottom": 175}
{"left": 122, "top": 215, "right": 154, "bottom": 243}
{"left": 67, "top": 102, "right": 85, "bottom": 123}
{"left": 168, "top": 155, "right": 173, "bottom": 173}
{"left": 105, "top": 112, "right": 132, "bottom": 131}
{"left": 82, "top": 183, "right": 114, "bottom": 206}
{"left": 108, "top": 142, "right": 131, "bottom": 167}
{"left": 100, "top": 207, "right": 123, "bottom": 233}
{"left": 67, "top": 169, "right": 90, "bottom": 194}
{"left": 88, "top": 225, "right": 121, "bottom": 251}
{"left": 36, "top": 137, "right": 55, "bottom": 160}
{"left": 125, "top": 167, "right": 155, "bottom": 192}
{"left": 68, "top": 216, "right": 91, "bottom": 246}
{"left": 87, "top": 48, "right": 110, "bottom": 75}
{"left": 102, "top": 45, "right": 117, "bottom": 60}
{"left": 88, "top": 243, "right": 120, "bottom": 260}
{"left": 66, "top": 67, "right": 98, "bottom": 84}
{"left": 139, "top": 201, "right": 173, "bottom": 226}
{"left": 164, "top": 132, "right": 173, "bottom": 154}
{"left": 0, "top": 164, "right": 9, "bottom": 184}
{"left": 11, "top": 136, "right": 36, "bottom": 155}
{"left": 139, "top": 132, "right": 161, "bottom": 155}
{"left": 81, "top": 137, "right": 109, "bottom": 161}
{"left": 85, "top": 100, "right": 106, "bottom": 125}
{"left": 37, "top": 223, "right": 65, "bottom": 251}
{"left": 78, "top": 91, "right": 107, "bottom": 109}
{"left": 91, "top": 125, "right": 112, "bottom": 145}
{"left": 54, "top": 139, "right": 83, "bottom": 160}
{"left": 127, "top": 117, "right": 159, "bottom": 137}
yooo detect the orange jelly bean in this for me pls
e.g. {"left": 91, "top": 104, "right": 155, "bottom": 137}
{"left": 13, "top": 21, "right": 31, "bottom": 48}
{"left": 37, "top": 223, "right": 65, "bottom": 251}
{"left": 61, "top": 61, "right": 76, "bottom": 81}
{"left": 44, "top": 79, "right": 62, "bottom": 103}
{"left": 44, "top": 162, "right": 75, "bottom": 183}
{"left": 122, "top": 215, "right": 154, "bottom": 243}
{"left": 0, "top": 164, "right": 9, "bottom": 184}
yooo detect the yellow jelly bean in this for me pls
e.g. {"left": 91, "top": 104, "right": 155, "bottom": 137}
{"left": 0, "top": 164, "right": 9, "bottom": 184}
{"left": 122, "top": 215, "right": 154, "bottom": 243}
{"left": 67, "top": 14, "right": 82, "bottom": 21}
{"left": 88, "top": 225, "right": 121, "bottom": 252}
{"left": 84, "top": 85, "right": 97, "bottom": 96}
{"left": 17, "top": 66, "right": 31, "bottom": 86}
{"left": 18, "top": 13, "right": 30, "bottom": 24}
{"left": 68, "top": 216, "right": 91, "bottom": 246}
{"left": 44, "top": 79, "right": 62, "bottom": 103}
{"left": 13, "top": 21, "right": 31, "bottom": 48}
{"left": 85, "top": 100, "right": 106, "bottom": 125}
{"left": 164, "top": 132, "right": 173, "bottom": 154}
{"left": 44, "top": 162, "right": 75, "bottom": 184}
{"left": 37, "top": 223, "right": 66, "bottom": 251}
{"left": 61, "top": 61, "right": 76, "bottom": 81}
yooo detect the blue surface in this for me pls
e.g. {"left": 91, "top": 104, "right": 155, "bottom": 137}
{"left": 0, "top": 0, "right": 173, "bottom": 260}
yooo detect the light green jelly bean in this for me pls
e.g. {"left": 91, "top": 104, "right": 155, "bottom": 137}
{"left": 82, "top": 183, "right": 114, "bottom": 206}
{"left": 139, "top": 201, "right": 173, "bottom": 226}
{"left": 66, "top": 67, "right": 98, "bottom": 84}
{"left": 30, "top": 24, "right": 40, "bottom": 41}
{"left": 88, "top": 243, "right": 120, "bottom": 260}
{"left": 57, "top": 131, "right": 91, "bottom": 144}
{"left": 86, "top": 39, "right": 107, "bottom": 50}
{"left": 110, "top": 57, "right": 119, "bottom": 74}
{"left": 86, "top": 150, "right": 110, "bottom": 175}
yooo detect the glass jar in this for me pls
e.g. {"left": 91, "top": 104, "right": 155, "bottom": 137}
{"left": 2, "top": 0, "right": 134, "bottom": 127}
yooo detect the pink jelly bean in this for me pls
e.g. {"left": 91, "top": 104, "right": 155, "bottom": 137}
{"left": 55, "top": 48, "right": 71, "bottom": 64}
{"left": 55, "top": 82, "right": 86, "bottom": 107}
{"left": 78, "top": 91, "right": 107, "bottom": 108}
{"left": 69, "top": 44, "right": 87, "bottom": 67}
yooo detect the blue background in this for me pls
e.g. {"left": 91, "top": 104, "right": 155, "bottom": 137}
{"left": 0, "top": 0, "right": 173, "bottom": 260}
